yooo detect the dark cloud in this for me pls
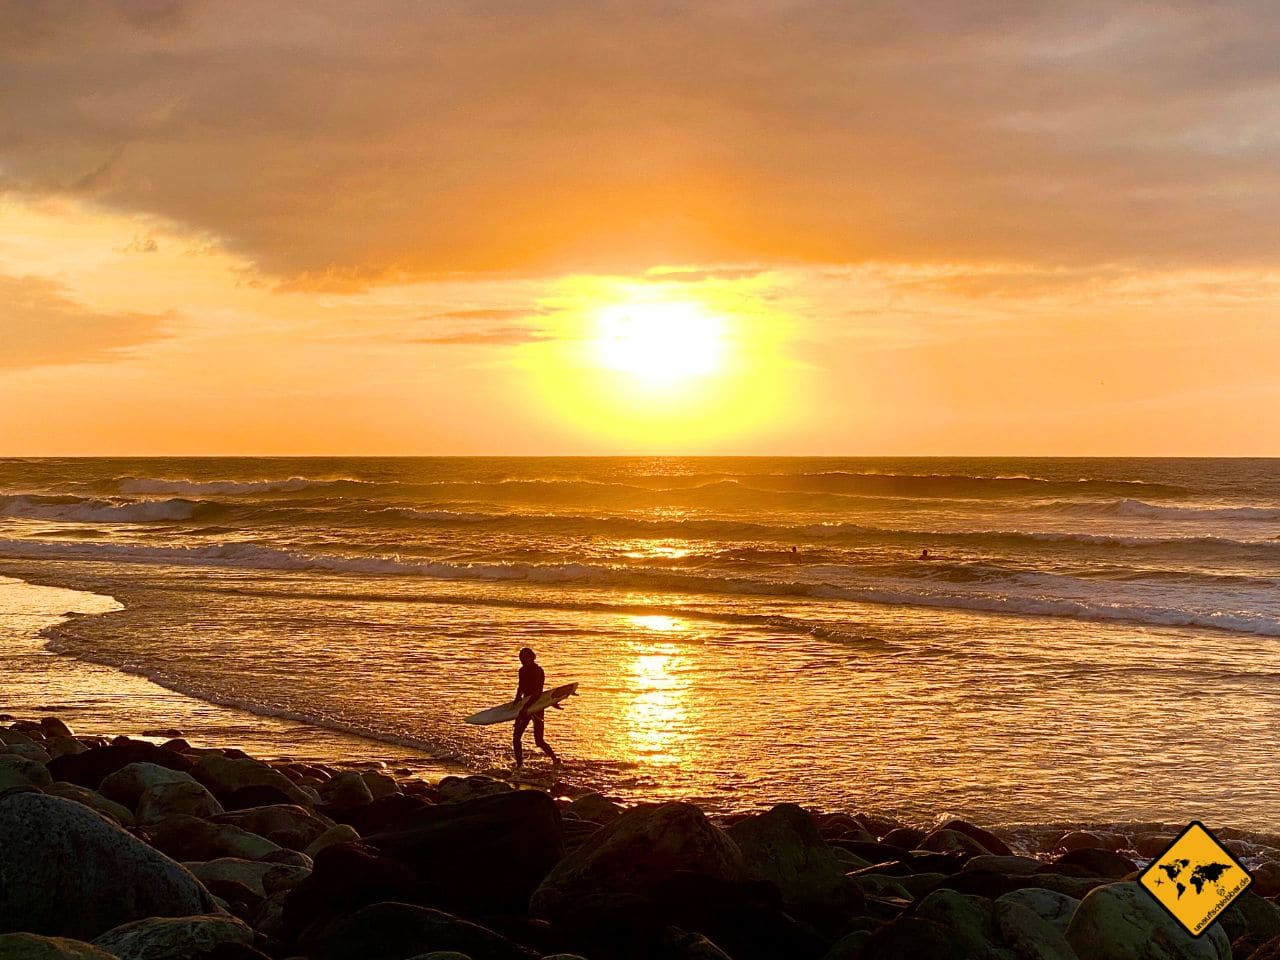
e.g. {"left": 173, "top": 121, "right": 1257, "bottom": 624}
{"left": 3, "top": 1, "right": 1278, "bottom": 282}
{"left": 0, "top": 274, "right": 172, "bottom": 368}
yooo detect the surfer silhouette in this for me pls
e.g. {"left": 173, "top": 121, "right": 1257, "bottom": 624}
{"left": 513, "top": 646, "right": 559, "bottom": 767}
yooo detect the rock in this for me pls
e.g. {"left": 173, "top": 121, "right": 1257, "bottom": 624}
{"left": 186, "top": 858, "right": 306, "bottom": 899}
{"left": 0, "top": 792, "right": 216, "bottom": 940}
{"left": 318, "top": 771, "right": 374, "bottom": 808}
{"left": 996, "top": 888, "right": 1080, "bottom": 934}
{"left": 0, "top": 933, "right": 118, "bottom": 959}
{"left": 192, "top": 755, "right": 311, "bottom": 807}
{"left": 0, "top": 754, "right": 53, "bottom": 790}
{"left": 260, "top": 848, "right": 312, "bottom": 868}
{"left": 1219, "top": 890, "right": 1280, "bottom": 944}
{"left": 1, "top": 742, "right": 52, "bottom": 763}
{"left": 435, "top": 775, "right": 512, "bottom": 803}
{"left": 966, "top": 855, "right": 1045, "bottom": 876}
{"left": 362, "top": 790, "right": 564, "bottom": 915}
{"left": 341, "top": 794, "right": 431, "bottom": 835}
{"left": 937, "top": 819, "right": 1014, "bottom": 857}
{"left": 44, "top": 782, "right": 136, "bottom": 827}
{"left": 882, "top": 827, "right": 926, "bottom": 848}
{"left": 1066, "top": 881, "right": 1230, "bottom": 960}
{"left": 91, "top": 915, "right": 253, "bottom": 960}
{"left": 726, "top": 802, "right": 863, "bottom": 927}
{"left": 39, "top": 718, "right": 75, "bottom": 739}
{"left": 913, "top": 889, "right": 1002, "bottom": 958}
{"left": 994, "top": 899, "right": 1078, "bottom": 960}
{"left": 848, "top": 873, "right": 914, "bottom": 900}
{"left": 820, "top": 930, "right": 871, "bottom": 960}
{"left": 146, "top": 814, "right": 283, "bottom": 862}
{"left": 47, "top": 741, "right": 194, "bottom": 790}
{"left": 565, "top": 793, "right": 623, "bottom": 824}
{"left": 531, "top": 802, "right": 747, "bottom": 922}
{"left": 1254, "top": 861, "right": 1280, "bottom": 898}
{"left": 916, "top": 828, "right": 994, "bottom": 857}
{"left": 1057, "top": 830, "right": 1106, "bottom": 852}
{"left": 45, "top": 737, "right": 89, "bottom": 760}
{"left": 211, "top": 804, "right": 329, "bottom": 850}
{"left": 360, "top": 771, "right": 399, "bottom": 800}
{"left": 136, "top": 781, "right": 224, "bottom": 824}
{"left": 299, "top": 902, "right": 537, "bottom": 960}
{"left": 0, "top": 728, "right": 41, "bottom": 749}
{"left": 99, "top": 763, "right": 199, "bottom": 809}
{"left": 304, "top": 824, "right": 361, "bottom": 859}
{"left": 855, "top": 915, "right": 968, "bottom": 960}
{"left": 1134, "top": 834, "right": 1177, "bottom": 859}
{"left": 1053, "top": 847, "right": 1136, "bottom": 879}
{"left": 280, "top": 843, "right": 420, "bottom": 941}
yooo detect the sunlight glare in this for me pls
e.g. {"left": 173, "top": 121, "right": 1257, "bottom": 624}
{"left": 593, "top": 301, "right": 726, "bottom": 386}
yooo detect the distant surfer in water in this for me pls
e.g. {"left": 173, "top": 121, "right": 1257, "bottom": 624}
{"left": 513, "top": 646, "right": 560, "bottom": 768}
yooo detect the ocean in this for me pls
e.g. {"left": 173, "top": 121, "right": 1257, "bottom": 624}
{"left": 1, "top": 457, "right": 1278, "bottom": 828}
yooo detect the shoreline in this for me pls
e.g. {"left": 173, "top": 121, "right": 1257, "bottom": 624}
{"left": 2, "top": 718, "right": 1279, "bottom": 958}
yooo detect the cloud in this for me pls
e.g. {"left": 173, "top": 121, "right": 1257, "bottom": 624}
{"left": 2, "top": 1, "right": 1278, "bottom": 283}
{"left": 0, "top": 274, "right": 171, "bottom": 368}
{"left": 413, "top": 326, "right": 548, "bottom": 346}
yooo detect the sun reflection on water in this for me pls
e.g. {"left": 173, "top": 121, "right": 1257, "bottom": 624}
{"left": 622, "top": 615, "right": 693, "bottom": 765}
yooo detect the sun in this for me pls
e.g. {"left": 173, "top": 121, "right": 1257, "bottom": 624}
{"left": 591, "top": 300, "right": 727, "bottom": 387}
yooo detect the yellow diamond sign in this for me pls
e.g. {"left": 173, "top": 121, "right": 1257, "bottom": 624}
{"left": 1138, "top": 821, "right": 1252, "bottom": 937}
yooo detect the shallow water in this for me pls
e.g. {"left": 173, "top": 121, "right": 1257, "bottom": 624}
{"left": 1, "top": 457, "right": 1278, "bottom": 826}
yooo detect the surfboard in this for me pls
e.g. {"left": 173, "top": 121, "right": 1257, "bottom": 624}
{"left": 464, "top": 682, "right": 579, "bottom": 726}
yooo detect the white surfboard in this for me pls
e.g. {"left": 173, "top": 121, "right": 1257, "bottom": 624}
{"left": 464, "top": 682, "right": 579, "bottom": 726}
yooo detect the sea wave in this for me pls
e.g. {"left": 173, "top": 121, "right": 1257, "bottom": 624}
{"left": 4, "top": 537, "right": 1278, "bottom": 636}
{"left": 0, "top": 495, "right": 201, "bottom": 524}
{"left": 1035, "top": 498, "right": 1280, "bottom": 521}
{"left": 116, "top": 476, "right": 361, "bottom": 496}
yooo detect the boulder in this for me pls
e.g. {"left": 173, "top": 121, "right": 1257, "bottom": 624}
{"left": 192, "top": 755, "right": 311, "bottom": 807}
{"left": 913, "top": 889, "right": 1002, "bottom": 958}
{"left": 726, "top": 803, "right": 863, "bottom": 927}
{"left": 0, "top": 933, "right": 118, "bottom": 959}
{"left": 299, "top": 902, "right": 537, "bottom": 960}
{"left": 47, "top": 741, "right": 194, "bottom": 789}
{"left": 362, "top": 790, "right": 564, "bottom": 915}
{"left": 0, "top": 792, "right": 216, "bottom": 940}
{"left": 996, "top": 888, "right": 1080, "bottom": 934}
{"left": 435, "top": 775, "right": 512, "bottom": 803}
{"left": 342, "top": 794, "right": 432, "bottom": 835}
{"left": 966, "top": 855, "right": 1045, "bottom": 876}
{"left": 39, "top": 718, "right": 75, "bottom": 739}
{"left": 100, "top": 764, "right": 198, "bottom": 810}
{"left": 211, "top": 804, "right": 329, "bottom": 850}
{"left": 1066, "top": 881, "right": 1230, "bottom": 960}
{"left": 937, "top": 820, "right": 1014, "bottom": 857}
{"left": 1219, "top": 890, "right": 1280, "bottom": 944}
{"left": 1057, "top": 831, "right": 1106, "bottom": 853}
{"left": 186, "top": 858, "right": 310, "bottom": 899}
{"left": 318, "top": 772, "right": 374, "bottom": 808}
{"left": 1053, "top": 848, "right": 1136, "bottom": 879}
{"left": 45, "top": 738, "right": 89, "bottom": 760}
{"left": 136, "top": 781, "right": 224, "bottom": 824}
{"left": 565, "top": 793, "right": 623, "bottom": 824}
{"left": 0, "top": 728, "right": 41, "bottom": 749}
{"left": 1134, "top": 834, "right": 1177, "bottom": 859}
{"left": 531, "top": 802, "right": 747, "bottom": 922}
{"left": 361, "top": 771, "right": 400, "bottom": 800}
{"left": 0, "top": 754, "right": 52, "bottom": 790}
{"left": 1, "top": 742, "right": 52, "bottom": 763}
{"left": 848, "top": 874, "right": 914, "bottom": 901}
{"left": 304, "top": 824, "right": 361, "bottom": 859}
{"left": 91, "top": 915, "right": 253, "bottom": 960}
{"left": 146, "top": 814, "right": 283, "bottom": 862}
{"left": 854, "top": 915, "right": 968, "bottom": 960}
{"left": 916, "top": 828, "right": 993, "bottom": 857}
{"left": 43, "top": 782, "right": 136, "bottom": 827}
{"left": 280, "top": 843, "right": 420, "bottom": 941}
{"left": 993, "top": 899, "right": 1078, "bottom": 960}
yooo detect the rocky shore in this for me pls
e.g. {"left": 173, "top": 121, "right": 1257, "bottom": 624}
{"left": 0, "top": 717, "right": 1276, "bottom": 960}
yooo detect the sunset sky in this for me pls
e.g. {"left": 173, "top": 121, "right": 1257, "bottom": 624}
{"left": 3, "top": 1, "right": 1279, "bottom": 454}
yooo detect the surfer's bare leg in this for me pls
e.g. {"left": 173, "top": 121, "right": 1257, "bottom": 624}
{"left": 533, "top": 713, "right": 559, "bottom": 764}
{"left": 512, "top": 713, "right": 531, "bottom": 767}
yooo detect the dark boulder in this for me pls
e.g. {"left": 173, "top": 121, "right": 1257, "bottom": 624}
{"left": 280, "top": 843, "right": 419, "bottom": 942}
{"left": 1052, "top": 848, "right": 1137, "bottom": 880}
{"left": 299, "top": 902, "right": 537, "bottom": 960}
{"left": 0, "top": 792, "right": 216, "bottom": 940}
{"left": 46, "top": 740, "right": 194, "bottom": 790}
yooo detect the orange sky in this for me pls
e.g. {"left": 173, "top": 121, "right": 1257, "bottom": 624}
{"left": 3, "top": 1, "right": 1279, "bottom": 454}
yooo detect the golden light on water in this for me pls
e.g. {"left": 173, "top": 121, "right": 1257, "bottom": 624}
{"left": 617, "top": 615, "right": 693, "bottom": 766}
{"left": 520, "top": 273, "right": 794, "bottom": 449}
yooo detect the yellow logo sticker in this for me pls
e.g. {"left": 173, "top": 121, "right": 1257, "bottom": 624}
{"left": 1138, "top": 821, "right": 1252, "bottom": 937}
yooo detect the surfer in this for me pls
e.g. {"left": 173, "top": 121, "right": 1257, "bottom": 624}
{"left": 513, "top": 646, "right": 560, "bottom": 767}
